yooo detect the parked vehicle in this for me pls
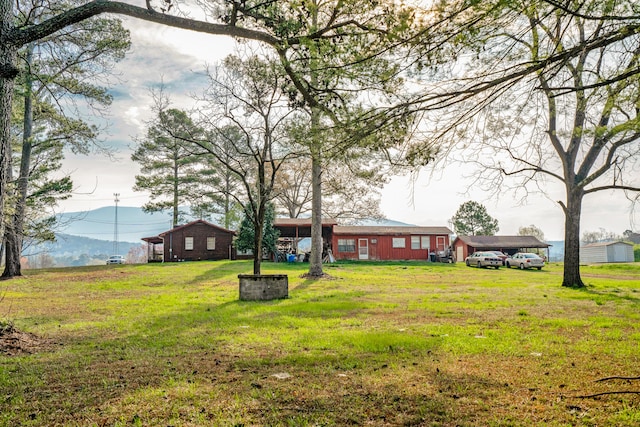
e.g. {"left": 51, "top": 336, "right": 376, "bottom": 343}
{"left": 489, "top": 251, "right": 509, "bottom": 266}
{"left": 465, "top": 251, "right": 501, "bottom": 269}
{"left": 506, "top": 252, "right": 544, "bottom": 270}
{"left": 106, "top": 255, "right": 125, "bottom": 265}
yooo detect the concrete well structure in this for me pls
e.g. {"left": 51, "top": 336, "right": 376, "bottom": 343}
{"left": 238, "top": 274, "right": 289, "bottom": 301}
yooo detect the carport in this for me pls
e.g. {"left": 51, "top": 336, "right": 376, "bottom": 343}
{"left": 452, "top": 235, "right": 551, "bottom": 262}
{"left": 273, "top": 218, "right": 338, "bottom": 255}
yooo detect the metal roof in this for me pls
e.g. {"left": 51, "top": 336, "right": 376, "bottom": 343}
{"left": 582, "top": 241, "right": 633, "bottom": 248}
{"left": 454, "top": 235, "right": 551, "bottom": 248}
{"left": 157, "top": 219, "right": 236, "bottom": 238}
{"left": 333, "top": 226, "right": 453, "bottom": 235}
{"left": 273, "top": 218, "right": 338, "bottom": 238}
{"left": 273, "top": 218, "right": 338, "bottom": 227}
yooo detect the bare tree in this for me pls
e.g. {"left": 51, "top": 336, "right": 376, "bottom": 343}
{"left": 429, "top": 0, "right": 640, "bottom": 287}
{"left": 165, "top": 54, "right": 298, "bottom": 274}
{"left": 518, "top": 225, "right": 545, "bottom": 243}
{"left": 273, "top": 157, "right": 387, "bottom": 223}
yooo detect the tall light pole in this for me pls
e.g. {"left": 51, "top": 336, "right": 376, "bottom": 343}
{"left": 113, "top": 193, "right": 120, "bottom": 255}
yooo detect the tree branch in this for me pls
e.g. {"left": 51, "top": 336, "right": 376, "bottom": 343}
{"left": 7, "top": 1, "right": 279, "bottom": 48}
{"left": 584, "top": 184, "right": 640, "bottom": 195}
{"left": 575, "top": 391, "right": 640, "bottom": 399}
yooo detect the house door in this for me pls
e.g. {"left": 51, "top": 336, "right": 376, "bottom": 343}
{"left": 358, "top": 239, "right": 369, "bottom": 260}
{"left": 456, "top": 246, "right": 464, "bottom": 263}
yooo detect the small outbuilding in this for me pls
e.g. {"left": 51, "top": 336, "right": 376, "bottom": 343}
{"left": 580, "top": 241, "right": 634, "bottom": 264}
{"left": 331, "top": 226, "right": 453, "bottom": 261}
{"left": 452, "top": 235, "right": 551, "bottom": 262}
{"left": 142, "top": 219, "right": 236, "bottom": 262}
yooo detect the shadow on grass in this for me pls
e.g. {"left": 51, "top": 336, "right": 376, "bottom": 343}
{"left": 571, "top": 284, "right": 640, "bottom": 305}
{"left": 4, "top": 299, "right": 513, "bottom": 427}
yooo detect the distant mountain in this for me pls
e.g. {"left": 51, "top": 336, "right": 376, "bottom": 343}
{"left": 56, "top": 206, "right": 176, "bottom": 242}
{"left": 23, "top": 233, "right": 143, "bottom": 267}
{"left": 547, "top": 240, "right": 565, "bottom": 262}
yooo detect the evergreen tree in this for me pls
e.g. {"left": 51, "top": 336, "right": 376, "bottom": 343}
{"left": 3, "top": 5, "right": 130, "bottom": 277}
{"left": 451, "top": 201, "right": 499, "bottom": 236}
{"left": 235, "top": 203, "right": 279, "bottom": 259}
{"left": 132, "top": 108, "right": 222, "bottom": 227}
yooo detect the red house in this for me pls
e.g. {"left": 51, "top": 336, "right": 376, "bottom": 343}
{"left": 142, "top": 219, "right": 236, "bottom": 262}
{"left": 331, "top": 226, "right": 453, "bottom": 261}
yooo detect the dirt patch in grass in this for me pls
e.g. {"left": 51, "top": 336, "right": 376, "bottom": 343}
{"left": 0, "top": 324, "right": 53, "bottom": 356}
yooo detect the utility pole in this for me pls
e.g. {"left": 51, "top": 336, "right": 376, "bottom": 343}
{"left": 113, "top": 193, "right": 120, "bottom": 255}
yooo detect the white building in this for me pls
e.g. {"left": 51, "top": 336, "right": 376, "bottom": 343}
{"left": 580, "top": 241, "right": 635, "bottom": 264}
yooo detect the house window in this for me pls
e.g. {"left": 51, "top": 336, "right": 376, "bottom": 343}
{"left": 207, "top": 237, "right": 216, "bottom": 250}
{"left": 185, "top": 236, "right": 194, "bottom": 250}
{"left": 411, "top": 236, "right": 420, "bottom": 250}
{"left": 392, "top": 237, "right": 406, "bottom": 248}
{"left": 421, "top": 236, "right": 430, "bottom": 250}
{"left": 338, "top": 239, "right": 356, "bottom": 252}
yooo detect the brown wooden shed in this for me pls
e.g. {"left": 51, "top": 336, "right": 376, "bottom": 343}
{"left": 143, "top": 220, "right": 236, "bottom": 262}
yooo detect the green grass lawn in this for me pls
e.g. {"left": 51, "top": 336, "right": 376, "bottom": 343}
{"left": 1, "top": 260, "right": 639, "bottom": 426}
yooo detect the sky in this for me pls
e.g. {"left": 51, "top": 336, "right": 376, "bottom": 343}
{"left": 56, "top": 11, "right": 638, "bottom": 242}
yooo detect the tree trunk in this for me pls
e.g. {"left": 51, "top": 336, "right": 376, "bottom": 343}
{"left": 306, "top": 1, "right": 324, "bottom": 278}
{"left": 172, "top": 148, "right": 179, "bottom": 227}
{"left": 308, "top": 150, "right": 324, "bottom": 276}
{"left": 224, "top": 172, "right": 231, "bottom": 229}
{"left": 3, "top": 44, "right": 35, "bottom": 278}
{"left": 0, "top": 0, "right": 17, "bottom": 274}
{"left": 252, "top": 217, "right": 263, "bottom": 275}
{"left": 562, "top": 188, "right": 585, "bottom": 288}
{"left": 252, "top": 162, "right": 267, "bottom": 275}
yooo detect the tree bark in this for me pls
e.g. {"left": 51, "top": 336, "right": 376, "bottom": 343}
{"left": 2, "top": 44, "right": 35, "bottom": 278}
{"left": 561, "top": 188, "right": 585, "bottom": 288}
{"left": 308, "top": 148, "right": 323, "bottom": 276}
{"left": 252, "top": 161, "right": 267, "bottom": 275}
{"left": 172, "top": 147, "right": 179, "bottom": 227}
{"left": 0, "top": 0, "right": 17, "bottom": 273}
{"left": 306, "top": 1, "right": 324, "bottom": 277}
{"left": 252, "top": 213, "right": 263, "bottom": 275}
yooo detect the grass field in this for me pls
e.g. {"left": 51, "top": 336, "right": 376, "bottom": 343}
{"left": 1, "top": 260, "right": 639, "bottom": 426}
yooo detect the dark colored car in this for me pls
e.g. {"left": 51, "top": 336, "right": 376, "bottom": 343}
{"left": 490, "top": 251, "right": 509, "bottom": 266}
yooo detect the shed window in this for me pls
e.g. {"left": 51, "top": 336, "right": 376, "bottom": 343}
{"left": 392, "top": 237, "right": 406, "bottom": 248}
{"left": 185, "top": 236, "right": 194, "bottom": 251}
{"left": 207, "top": 237, "right": 216, "bottom": 250}
{"left": 411, "top": 236, "right": 420, "bottom": 250}
{"left": 421, "top": 236, "right": 430, "bottom": 250}
{"left": 338, "top": 239, "right": 356, "bottom": 252}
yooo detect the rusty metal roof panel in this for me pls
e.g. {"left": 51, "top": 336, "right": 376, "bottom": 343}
{"left": 454, "top": 235, "right": 551, "bottom": 248}
{"left": 333, "top": 226, "right": 453, "bottom": 235}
